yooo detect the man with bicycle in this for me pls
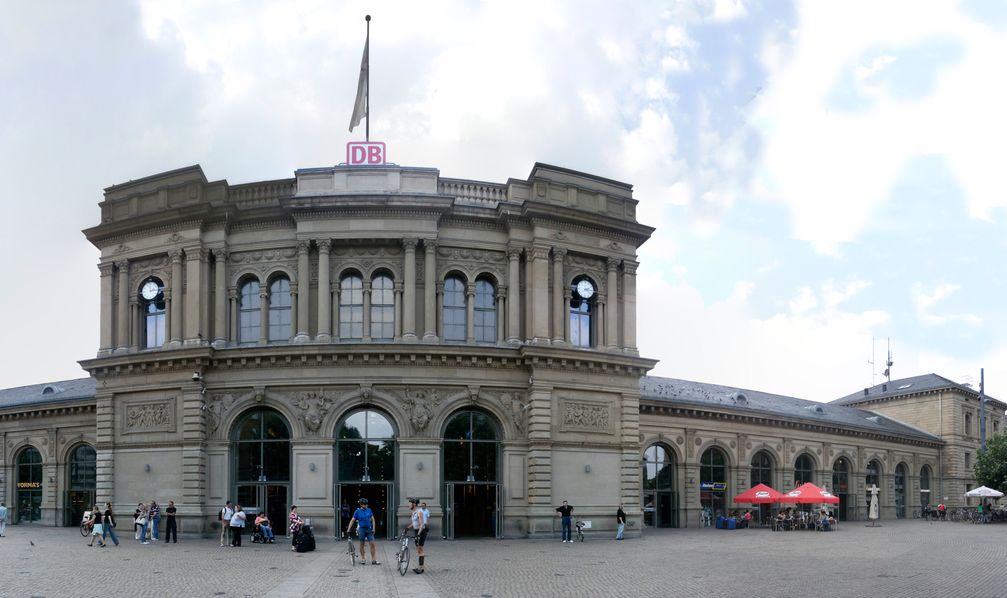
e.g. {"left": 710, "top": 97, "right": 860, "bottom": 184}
{"left": 346, "top": 498, "right": 380, "bottom": 565}
{"left": 405, "top": 498, "right": 427, "bottom": 574}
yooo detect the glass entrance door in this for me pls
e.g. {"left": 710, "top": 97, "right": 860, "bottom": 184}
{"left": 236, "top": 484, "right": 289, "bottom": 536}
{"left": 65, "top": 490, "right": 95, "bottom": 527}
{"left": 336, "top": 482, "right": 394, "bottom": 539}
{"left": 443, "top": 482, "right": 501, "bottom": 539}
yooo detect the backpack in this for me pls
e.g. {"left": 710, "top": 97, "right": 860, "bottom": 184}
{"left": 294, "top": 525, "right": 316, "bottom": 553}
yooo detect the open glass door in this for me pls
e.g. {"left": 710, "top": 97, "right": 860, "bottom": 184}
{"left": 443, "top": 483, "right": 455, "bottom": 539}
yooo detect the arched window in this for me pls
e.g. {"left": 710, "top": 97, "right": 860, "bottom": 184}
{"left": 370, "top": 274, "right": 394, "bottom": 341}
{"left": 443, "top": 410, "right": 498, "bottom": 482}
{"left": 268, "top": 276, "right": 292, "bottom": 343}
{"left": 67, "top": 444, "right": 96, "bottom": 527}
{"left": 642, "top": 444, "right": 677, "bottom": 528}
{"left": 139, "top": 277, "right": 165, "bottom": 348}
{"left": 920, "top": 465, "right": 932, "bottom": 508}
{"left": 894, "top": 463, "right": 907, "bottom": 519}
{"left": 569, "top": 275, "right": 596, "bottom": 348}
{"left": 866, "top": 459, "right": 881, "bottom": 491}
{"left": 339, "top": 274, "right": 364, "bottom": 340}
{"left": 337, "top": 410, "right": 396, "bottom": 482}
{"left": 751, "top": 451, "right": 774, "bottom": 486}
{"left": 794, "top": 454, "right": 815, "bottom": 485}
{"left": 238, "top": 279, "right": 261, "bottom": 345}
{"left": 443, "top": 276, "right": 466, "bottom": 342}
{"left": 965, "top": 412, "right": 972, "bottom": 437}
{"left": 16, "top": 447, "right": 43, "bottom": 523}
{"left": 233, "top": 408, "right": 291, "bottom": 483}
{"left": 474, "top": 278, "right": 497, "bottom": 343}
{"left": 832, "top": 457, "right": 851, "bottom": 521}
{"left": 700, "top": 447, "right": 728, "bottom": 516}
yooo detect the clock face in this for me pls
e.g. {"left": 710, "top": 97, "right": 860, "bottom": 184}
{"left": 576, "top": 279, "right": 595, "bottom": 299}
{"left": 141, "top": 281, "right": 160, "bottom": 300}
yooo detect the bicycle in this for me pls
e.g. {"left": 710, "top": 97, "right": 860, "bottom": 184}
{"left": 344, "top": 533, "right": 357, "bottom": 566}
{"left": 574, "top": 521, "right": 585, "bottom": 542}
{"left": 79, "top": 512, "right": 94, "bottom": 537}
{"left": 395, "top": 530, "right": 411, "bottom": 576}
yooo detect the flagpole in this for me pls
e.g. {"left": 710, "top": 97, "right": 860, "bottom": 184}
{"left": 365, "top": 14, "right": 370, "bottom": 142}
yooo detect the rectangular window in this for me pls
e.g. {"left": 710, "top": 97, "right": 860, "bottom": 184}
{"left": 339, "top": 305, "right": 363, "bottom": 340}
{"left": 474, "top": 307, "right": 496, "bottom": 343}
{"left": 444, "top": 307, "right": 465, "bottom": 341}
{"left": 965, "top": 452, "right": 971, "bottom": 468}
{"left": 371, "top": 305, "right": 394, "bottom": 341}
{"left": 146, "top": 313, "right": 165, "bottom": 348}
{"left": 239, "top": 310, "right": 260, "bottom": 345}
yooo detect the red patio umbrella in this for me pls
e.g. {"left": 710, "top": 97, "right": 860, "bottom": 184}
{"left": 733, "top": 483, "right": 785, "bottom": 504}
{"left": 779, "top": 482, "right": 840, "bottom": 504}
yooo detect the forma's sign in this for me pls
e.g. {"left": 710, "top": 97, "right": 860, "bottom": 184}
{"left": 17, "top": 481, "right": 41, "bottom": 489}
{"left": 346, "top": 141, "right": 386, "bottom": 165}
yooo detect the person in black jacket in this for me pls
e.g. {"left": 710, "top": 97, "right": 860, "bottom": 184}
{"left": 164, "top": 500, "right": 178, "bottom": 543}
{"left": 616, "top": 504, "right": 626, "bottom": 540}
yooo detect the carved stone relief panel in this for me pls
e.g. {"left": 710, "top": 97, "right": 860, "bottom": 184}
{"left": 229, "top": 248, "right": 298, "bottom": 283}
{"left": 122, "top": 398, "right": 177, "bottom": 434}
{"left": 557, "top": 397, "right": 613, "bottom": 435}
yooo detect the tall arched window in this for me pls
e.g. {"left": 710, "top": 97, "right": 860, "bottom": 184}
{"left": 643, "top": 444, "right": 677, "bottom": 528}
{"left": 232, "top": 408, "right": 291, "bottom": 536}
{"left": 700, "top": 447, "right": 728, "bottom": 516}
{"left": 443, "top": 410, "right": 498, "bottom": 482}
{"left": 339, "top": 274, "right": 364, "bottom": 340}
{"left": 569, "top": 275, "right": 596, "bottom": 348}
{"left": 139, "top": 277, "right": 165, "bottom": 348}
{"left": 16, "top": 447, "right": 43, "bottom": 523}
{"left": 238, "top": 279, "right": 261, "bottom": 345}
{"left": 866, "top": 459, "right": 882, "bottom": 508}
{"left": 751, "top": 451, "right": 774, "bottom": 486}
{"left": 474, "top": 278, "right": 497, "bottom": 343}
{"left": 337, "top": 409, "right": 396, "bottom": 482}
{"left": 832, "top": 457, "right": 851, "bottom": 521}
{"left": 268, "top": 276, "right": 292, "bottom": 343}
{"left": 370, "top": 274, "right": 394, "bottom": 341}
{"left": 894, "top": 463, "right": 907, "bottom": 519}
{"left": 67, "top": 444, "right": 96, "bottom": 526}
{"left": 920, "top": 465, "right": 932, "bottom": 508}
{"left": 443, "top": 276, "right": 466, "bottom": 342}
{"left": 794, "top": 454, "right": 815, "bottom": 485}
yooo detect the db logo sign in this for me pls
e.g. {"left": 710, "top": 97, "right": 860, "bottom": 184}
{"left": 346, "top": 142, "right": 386, "bottom": 165}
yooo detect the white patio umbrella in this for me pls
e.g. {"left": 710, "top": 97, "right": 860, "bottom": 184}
{"left": 965, "top": 486, "right": 1004, "bottom": 498}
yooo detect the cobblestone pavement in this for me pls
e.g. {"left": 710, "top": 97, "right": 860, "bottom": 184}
{"left": 0, "top": 521, "right": 1004, "bottom": 598}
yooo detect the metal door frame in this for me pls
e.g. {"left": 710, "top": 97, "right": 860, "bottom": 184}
{"left": 442, "top": 482, "right": 503, "bottom": 540}
{"left": 335, "top": 481, "right": 396, "bottom": 539}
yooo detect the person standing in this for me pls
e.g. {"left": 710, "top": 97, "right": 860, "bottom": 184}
{"left": 0, "top": 502, "right": 7, "bottom": 537}
{"left": 149, "top": 500, "right": 161, "bottom": 542}
{"left": 288, "top": 505, "right": 304, "bottom": 552}
{"left": 220, "top": 501, "right": 234, "bottom": 547}
{"left": 556, "top": 500, "right": 574, "bottom": 543}
{"left": 230, "top": 505, "right": 246, "bottom": 547}
{"left": 420, "top": 501, "right": 432, "bottom": 530}
{"left": 615, "top": 504, "right": 626, "bottom": 540}
{"left": 346, "top": 498, "right": 380, "bottom": 565}
{"left": 102, "top": 502, "right": 119, "bottom": 547}
{"left": 87, "top": 505, "right": 106, "bottom": 547}
{"left": 164, "top": 500, "right": 177, "bottom": 543}
{"left": 406, "top": 498, "right": 428, "bottom": 574}
{"left": 136, "top": 503, "right": 150, "bottom": 544}
{"left": 133, "top": 502, "right": 144, "bottom": 539}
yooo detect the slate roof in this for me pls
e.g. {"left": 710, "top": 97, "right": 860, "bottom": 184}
{"left": 0, "top": 377, "right": 95, "bottom": 410}
{"left": 831, "top": 373, "right": 1003, "bottom": 407}
{"left": 640, "top": 376, "right": 941, "bottom": 443}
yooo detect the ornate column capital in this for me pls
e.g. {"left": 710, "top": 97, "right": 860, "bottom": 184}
{"left": 115, "top": 259, "right": 129, "bottom": 272}
{"left": 296, "top": 240, "right": 311, "bottom": 255}
{"left": 317, "top": 239, "right": 332, "bottom": 253}
{"left": 423, "top": 240, "right": 437, "bottom": 254}
{"left": 129, "top": 296, "right": 139, "bottom": 307}
{"left": 607, "top": 256, "right": 621, "bottom": 271}
{"left": 394, "top": 281, "right": 404, "bottom": 293}
{"left": 228, "top": 287, "right": 238, "bottom": 300}
{"left": 436, "top": 281, "right": 444, "bottom": 294}
{"left": 506, "top": 244, "right": 524, "bottom": 260}
{"left": 552, "top": 247, "right": 567, "bottom": 262}
{"left": 169, "top": 250, "right": 184, "bottom": 264}
{"left": 98, "top": 262, "right": 115, "bottom": 276}
{"left": 212, "top": 247, "right": 229, "bottom": 262}
{"left": 466, "top": 282, "right": 476, "bottom": 297}
{"left": 289, "top": 283, "right": 299, "bottom": 295}
{"left": 402, "top": 238, "right": 419, "bottom": 251}
{"left": 623, "top": 260, "right": 639, "bottom": 275}
{"left": 529, "top": 244, "right": 551, "bottom": 261}
{"left": 259, "top": 289, "right": 268, "bottom": 300}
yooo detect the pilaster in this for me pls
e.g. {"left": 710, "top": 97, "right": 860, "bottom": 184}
{"left": 423, "top": 239, "right": 438, "bottom": 342}
{"left": 506, "top": 245, "right": 522, "bottom": 344}
{"left": 605, "top": 257, "right": 620, "bottom": 352}
{"left": 212, "top": 248, "right": 228, "bottom": 348}
{"left": 293, "top": 240, "right": 311, "bottom": 343}
{"left": 168, "top": 250, "right": 183, "bottom": 348}
{"left": 551, "top": 248, "right": 566, "bottom": 344}
{"left": 115, "top": 259, "right": 130, "bottom": 352}
{"left": 98, "top": 262, "right": 115, "bottom": 355}
{"left": 402, "top": 238, "right": 418, "bottom": 341}
{"left": 528, "top": 245, "right": 551, "bottom": 344}
{"left": 183, "top": 247, "right": 205, "bottom": 345}
{"left": 622, "top": 260, "right": 638, "bottom": 355}
{"left": 316, "top": 239, "right": 332, "bottom": 342}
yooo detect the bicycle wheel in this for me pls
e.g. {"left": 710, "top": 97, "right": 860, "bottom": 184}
{"left": 80, "top": 523, "right": 89, "bottom": 537}
{"left": 348, "top": 539, "right": 357, "bottom": 566}
{"left": 397, "top": 544, "right": 410, "bottom": 576}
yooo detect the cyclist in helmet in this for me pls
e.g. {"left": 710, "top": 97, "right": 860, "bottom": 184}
{"left": 347, "top": 498, "right": 380, "bottom": 565}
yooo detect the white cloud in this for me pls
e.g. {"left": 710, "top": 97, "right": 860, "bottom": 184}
{"left": 912, "top": 282, "right": 982, "bottom": 326}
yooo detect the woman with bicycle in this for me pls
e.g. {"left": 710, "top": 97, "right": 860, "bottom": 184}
{"left": 405, "top": 498, "right": 427, "bottom": 574}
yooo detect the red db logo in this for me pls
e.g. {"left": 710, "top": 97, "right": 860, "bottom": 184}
{"left": 346, "top": 142, "right": 386, "bottom": 165}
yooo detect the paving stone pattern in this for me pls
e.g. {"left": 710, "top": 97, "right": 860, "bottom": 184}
{"left": 0, "top": 521, "right": 1004, "bottom": 597}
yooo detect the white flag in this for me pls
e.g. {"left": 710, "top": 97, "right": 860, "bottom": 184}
{"left": 349, "top": 37, "right": 368, "bottom": 133}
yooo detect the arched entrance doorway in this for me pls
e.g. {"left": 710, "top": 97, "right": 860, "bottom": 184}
{"left": 442, "top": 410, "right": 501, "bottom": 538}
{"left": 832, "top": 457, "right": 851, "bottom": 521}
{"left": 866, "top": 459, "right": 882, "bottom": 518}
{"left": 699, "top": 447, "right": 728, "bottom": 517}
{"left": 920, "top": 465, "right": 932, "bottom": 509}
{"left": 642, "top": 444, "right": 678, "bottom": 528}
{"left": 794, "top": 454, "right": 815, "bottom": 486}
{"left": 335, "top": 409, "right": 396, "bottom": 539}
{"left": 16, "top": 447, "right": 43, "bottom": 523}
{"left": 232, "top": 408, "right": 291, "bottom": 535}
{"left": 750, "top": 450, "right": 774, "bottom": 524}
{"left": 65, "top": 444, "right": 96, "bottom": 526}
{"left": 894, "top": 463, "right": 907, "bottom": 518}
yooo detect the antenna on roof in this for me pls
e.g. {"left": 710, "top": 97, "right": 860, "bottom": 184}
{"left": 881, "top": 338, "right": 894, "bottom": 384}
{"left": 868, "top": 336, "right": 876, "bottom": 386}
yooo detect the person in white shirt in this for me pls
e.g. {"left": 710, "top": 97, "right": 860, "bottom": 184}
{"left": 220, "top": 501, "right": 234, "bottom": 547}
{"left": 229, "top": 505, "right": 247, "bottom": 547}
{"left": 420, "top": 502, "right": 431, "bottom": 530}
{"left": 405, "top": 498, "right": 428, "bottom": 574}
{"left": 0, "top": 502, "right": 8, "bottom": 537}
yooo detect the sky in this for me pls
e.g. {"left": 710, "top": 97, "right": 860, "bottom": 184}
{"left": 2, "top": 0, "right": 1007, "bottom": 402}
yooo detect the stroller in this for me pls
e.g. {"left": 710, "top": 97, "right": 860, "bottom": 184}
{"left": 293, "top": 524, "right": 316, "bottom": 553}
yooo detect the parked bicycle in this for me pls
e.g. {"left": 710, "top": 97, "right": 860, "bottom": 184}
{"left": 574, "top": 520, "right": 586, "bottom": 542}
{"left": 79, "top": 511, "right": 94, "bottom": 537}
{"left": 343, "top": 533, "right": 357, "bottom": 566}
{"left": 395, "top": 530, "right": 411, "bottom": 576}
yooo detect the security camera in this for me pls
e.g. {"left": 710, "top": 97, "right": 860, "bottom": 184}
{"left": 192, "top": 371, "right": 202, "bottom": 382}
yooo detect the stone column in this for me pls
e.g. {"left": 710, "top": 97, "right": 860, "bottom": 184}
{"left": 289, "top": 284, "right": 298, "bottom": 342}
{"left": 228, "top": 287, "right": 238, "bottom": 345}
{"left": 436, "top": 282, "right": 445, "bottom": 339}
{"left": 169, "top": 250, "right": 183, "bottom": 347}
{"left": 465, "top": 281, "right": 476, "bottom": 343}
{"left": 551, "top": 248, "right": 566, "bottom": 344}
{"left": 596, "top": 297, "right": 606, "bottom": 348}
{"left": 130, "top": 298, "right": 140, "bottom": 350}
{"left": 605, "top": 257, "right": 619, "bottom": 351}
{"left": 619, "top": 392, "right": 642, "bottom": 529}
{"left": 183, "top": 248, "right": 204, "bottom": 345}
{"left": 622, "top": 260, "right": 638, "bottom": 355}
{"left": 212, "top": 249, "right": 228, "bottom": 348}
{"left": 563, "top": 288, "right": 571, "bottom": 344}
{"left": 526, "top": 382, "right": 554, "bottom": 534}
{"left": 115, "top": 259, "right": 130, "bottom": 352}
{"left": 362, "top": 279, "right": 372, "bottom": 341}
{"left": 506, "top": 246, "right": 521, "bottom": 344}
{"left": 98, "top": 262, "right": 115, "bottom": 355}
{"left": 95, "top": 390, "right": 115, "bottom": 505}
{"left": 496, "top": 289, "right": 506, "bottom": 344}
{"left": 258, "top": 286, "right": 269, "bottom": 345}
{"left": 402, "top": 238, "right": 418, "bottom": 341}
{"left": 528, "top": 245, "right": 551, "bottom": 344}
{"left": 394, "top": 282, "right": 403, "bottom": 341}
{"left": 423, "top": 240, "right": 438, "bottom": 342}
{"left": 332, "top": 280, "right": 341, "bottom": 342}
{"left": 316, "top": 240, "right": 332, "bottom": 342}
{"left": 294, "top": 240, "right": 311, "bottom": 343}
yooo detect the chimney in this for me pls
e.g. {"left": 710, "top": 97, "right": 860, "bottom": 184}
{"left": 863, "top": 388, "right": 869, "bottom": 397}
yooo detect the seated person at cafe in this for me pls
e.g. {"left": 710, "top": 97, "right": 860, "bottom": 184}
{"left": 742, "top": 510, "right": 752, "bottom": 528}
{"left": 255, "top": 512, "right": 275, "bottom": 543}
